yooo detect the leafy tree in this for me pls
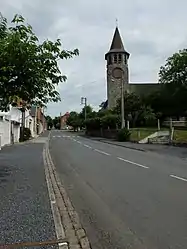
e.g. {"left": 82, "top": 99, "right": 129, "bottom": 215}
{"left": 159, "top": 49, "right": 187, "bottom": 117}
{"left": 0, "top": 14, "right": 79, "bottom": 110}
{"left": 53, "top": 116, "right": 60, "bottom": 129}
{"left": 66, "top": 112, "right": 82, "bottom": 131}
{"left": 114, "top": 92, "right": 157, "bottom": 127}
{"left": 46, "top": 115, "right": 53, "bottom": 129}
{"left": 79, "top": 105, "right": 93, "bottom": 120}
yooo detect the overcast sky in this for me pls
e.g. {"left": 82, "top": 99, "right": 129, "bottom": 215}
{"left": 1, "top": 0, "right": 187, "bottom": 117}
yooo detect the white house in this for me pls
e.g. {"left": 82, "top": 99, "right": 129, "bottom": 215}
{"left": 0, "top": 106, "right": 36, "bottom": 149}
{"left": 0, "top": 112, "right": 11, "bottom": 148}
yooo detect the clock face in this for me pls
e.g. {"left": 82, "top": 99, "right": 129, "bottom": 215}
{"left": 112, "top": 67, "right": 123, "bottom": 79}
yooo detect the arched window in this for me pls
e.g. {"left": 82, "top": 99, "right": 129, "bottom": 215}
{"left": 108, "top": 55, "right": 112, "bottom": 65}
{"left": 118, "top": 54, "right": 122, "bottom": 63}
{"left": 114, "top": 54, "right": 118, "bottom": 63}
{"left": 124, "top": 55, "right": 127, "bottom": 64}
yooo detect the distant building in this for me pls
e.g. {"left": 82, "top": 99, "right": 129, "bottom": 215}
{"left": 60, "top": 112, "right": 70, "bottom": 129}
{"left": 105, "top": 26, "right": 159, "bottom": 109}
{"left": 30, "top": 106, "right": 47, "bottom": 135}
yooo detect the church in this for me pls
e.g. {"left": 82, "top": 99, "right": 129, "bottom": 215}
{"left": 104, "top": 26, "right": 160, "bottom": 109}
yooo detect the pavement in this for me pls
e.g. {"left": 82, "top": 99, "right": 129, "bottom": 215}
{"left": 81, "top": 133, "right": 187, "bottom": 159}
{"left": 0, "top": 132, "right": 58, "bottom": 248}
{"left": 50, "top": 130, "right": 187, "bottom": 249}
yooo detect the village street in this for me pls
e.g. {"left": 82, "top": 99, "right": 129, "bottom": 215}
{"left": 1, "top": 130, "right": 187, "bottom": 249}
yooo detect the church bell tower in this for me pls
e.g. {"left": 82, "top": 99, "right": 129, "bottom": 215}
{"left": 105, "top": 26, "right": 130, "bottom": 109}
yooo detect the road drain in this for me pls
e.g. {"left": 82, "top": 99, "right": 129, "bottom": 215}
{"left": 0, "top": 238, "right": 68, "bottom": 248}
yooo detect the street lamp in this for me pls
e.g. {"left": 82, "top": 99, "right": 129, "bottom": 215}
{"left": 112, "top": 67, "right": 125, "bottom": 129}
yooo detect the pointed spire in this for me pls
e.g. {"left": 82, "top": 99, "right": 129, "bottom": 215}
{"left": 105, "top": 25, "right": 130, "bottom": 60}
{"left": 110, "top": 26, "right": 124, "bottom": 51}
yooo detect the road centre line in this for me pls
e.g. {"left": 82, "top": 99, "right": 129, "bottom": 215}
{"left": 117, "top": 157, "right": 149, "bottom": 169}
{"left": 94, "top": 149, "right": 110, "bottom": 156}
{"left": 170, "top": 174, "right": 187, "bottom": 182}
{"left": 83, "top": 144, "right": 92, "bottom": 149}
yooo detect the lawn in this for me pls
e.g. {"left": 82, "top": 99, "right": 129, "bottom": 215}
{"left": 130, "top": 128, "right": 159, "bottom": 141}
{"left": 129, "top": 127, "right": 187, "bottom": 143}
{"left": 173, "top": 129, "right": 187, "bottom": 143}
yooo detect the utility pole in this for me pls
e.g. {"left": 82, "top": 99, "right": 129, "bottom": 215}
{"left": 20, "top": 101, "right": 26, "bottom": 142}
{"left": 121, "top": 74, "right": 125, "bottom": 129}
{"left": 81, "top": 97, "right": 87, "bottom": 122}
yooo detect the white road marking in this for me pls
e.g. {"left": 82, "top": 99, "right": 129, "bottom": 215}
{"left": 83, "top": 144, "right": 92, "bottom": 149}
{"left": 73, "top": 139, "right": 77, "bottom": 142}
{"left": 94, "top": 149, "right": 110, "bottom": 156}
{"left": 117, "top": 157, "right": 149, "bottom": 169}
{"left": 170, "top": 174, "right": 187, "bottom": 182}
{"left": 77, "top": 141, "right": 82, "bottom": 144}
{"left": 59, "top": 242, "right": 68, "bottom": 246}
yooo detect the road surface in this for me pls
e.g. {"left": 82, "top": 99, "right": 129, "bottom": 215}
{"left": 50, "top": 130, "right": 187, "bottom": 249}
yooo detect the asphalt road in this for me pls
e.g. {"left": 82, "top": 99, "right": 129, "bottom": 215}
{"left": 50, "top": 130, "right": 187, "bottom": 249}
{"left": 0, "top": 133, "right": 57, "bottom": 248}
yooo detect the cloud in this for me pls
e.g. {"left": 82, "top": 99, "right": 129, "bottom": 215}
{"left": 1, "top": 0, "right": 187, "bottom": 117}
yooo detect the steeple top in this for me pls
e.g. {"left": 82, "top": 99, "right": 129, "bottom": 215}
{"left": 109, "top": 26, "right": 125, "bottom": 51}
{"left": 105, "top": 25, "right": 130, "bottom": 60}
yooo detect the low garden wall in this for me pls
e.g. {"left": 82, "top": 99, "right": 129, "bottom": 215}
{"left": 86, "top": 129, "right": 118, "bottom": 139}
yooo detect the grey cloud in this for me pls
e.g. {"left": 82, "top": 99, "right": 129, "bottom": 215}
{"left": 1, "top": 0, "right": 187, "bottom": 116}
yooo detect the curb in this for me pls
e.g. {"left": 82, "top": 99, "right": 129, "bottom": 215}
{"left": 98, "top": 139, "right": 146, "bottom": 152}
{"left": 44, "top": 137, "right": 92, "bottom": 249}
{"left": 82, "top": 135, "right": 146, "bottom": 152}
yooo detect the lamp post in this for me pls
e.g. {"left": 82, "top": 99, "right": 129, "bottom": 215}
{"left": 112, "top": 67, "right": 125, "bottom": 129}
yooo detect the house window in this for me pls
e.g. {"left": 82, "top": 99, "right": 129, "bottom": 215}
{"left": 114, "top": 54, "right": 118, "bottom": 63}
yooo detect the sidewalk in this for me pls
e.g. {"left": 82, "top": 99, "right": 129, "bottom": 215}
{"left": 0, "top": 134, "right": 57, "bottom": 247}
{"left": 84, "top": 136, "right": 187, "bottom": 159}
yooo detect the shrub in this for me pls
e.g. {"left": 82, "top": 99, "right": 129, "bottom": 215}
{"left": 85, "top": 117, "right": 101, "bottom": 131}
{"left": 101, "top": 114, "right": 120, "bottom": 129}
{"left": 117, "top": 128, "right": 131, "bottom": 142}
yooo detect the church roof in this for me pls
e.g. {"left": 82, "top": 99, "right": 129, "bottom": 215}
{"left": 110, "top": 27, "right": 125, "bottom": 51}
{"left": 128, "top": 83, "right": 160, "bottom": 96}
{"left": 105, "top": 26, "right": 130, "bottom": 58}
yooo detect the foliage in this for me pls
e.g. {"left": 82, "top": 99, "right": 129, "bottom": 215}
{"left": 79, "top": 105, "right": 93, "bottom": 119}
{"left": 101, "top": 114, "right": 120, "bottom": 129}
{"left": 20, "top": 127, "right": 31, "bottom": 141}
{"left": 158, "top": 49, "right": 187, "bottom": 117}
{"left": 53, "top": 116, "right": 60, "bottom": 129}
{"left": 85, "top": 117, "right": 101, "bottom": 131}
{"left": 0, "top": 14, "right": 79, "bottom": 111}
{"left": 66, "top": 111, "right": 82, "bottom": 131}
{"left": 117, "top": 128, "right": 131, "bottom": 142}
{"left": 114, "top": 92, "right": 156, "bottom": 127}
{"left": 46, "top": 115, "right": 53, "bottom": 129}
{"left": 97, "top": 109, "right": 114, "bottom": 117}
